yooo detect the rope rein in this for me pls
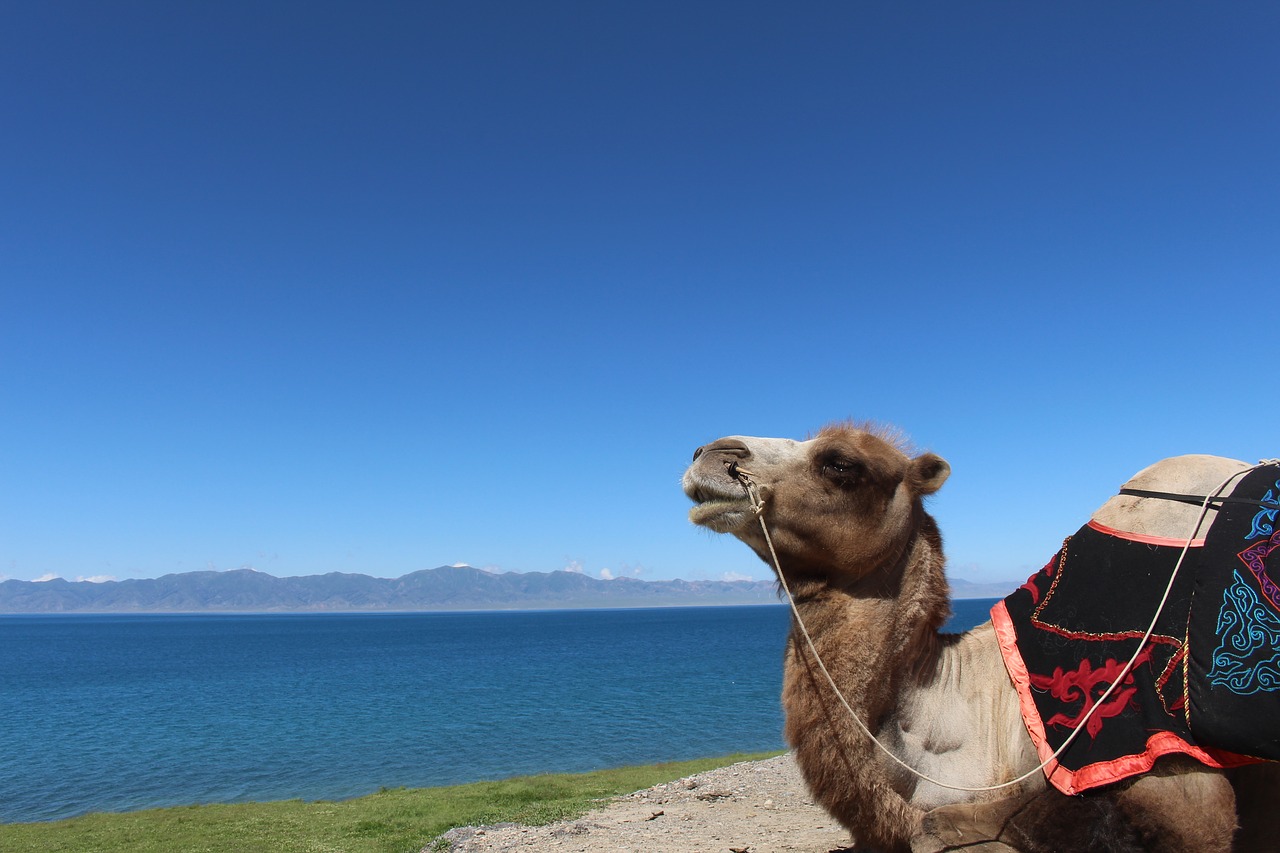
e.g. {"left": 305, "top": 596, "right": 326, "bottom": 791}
{"left": 736, "top": 460, "right": 1273, "bottom": 794}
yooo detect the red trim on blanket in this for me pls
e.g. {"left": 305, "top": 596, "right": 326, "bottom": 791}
{"left": 1062, "top": 732, "right": 1258, "bottom": 793}
{"left": 1086, "top": 519, "right": 1206, "bottom": 548}
{"left": 990, "top": 600, "right": 1259, "bottom": 795}
{"left": 991, "top": 600, "right": 1072, "bottom": 790}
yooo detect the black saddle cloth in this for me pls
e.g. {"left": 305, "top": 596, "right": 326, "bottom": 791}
{"left": 992, "top": 462, "right": 1280, "bottom": 793}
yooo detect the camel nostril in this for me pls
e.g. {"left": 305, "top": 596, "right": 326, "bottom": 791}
{"left": 728, "top": 461, "right": 740, "bottom": 478}
{"left": 692, "top": 446, "right": 704, "bottom": 462}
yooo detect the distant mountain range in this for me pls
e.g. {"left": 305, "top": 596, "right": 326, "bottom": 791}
{"left": 0, "top": 566, "right": 1018, "bottom": 614}
{"left": 0, "top": 566, "right": 776, "bottom": 613}
{"left": 948, "top": 577, "right": 1022, "bottom": 599}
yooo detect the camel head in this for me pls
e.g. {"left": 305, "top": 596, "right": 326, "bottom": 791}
{"left": 682, "top": 424, "right": 950, "bottom": 586}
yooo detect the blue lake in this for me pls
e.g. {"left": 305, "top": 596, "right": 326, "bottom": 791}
{"left": 0, "top": 599, "right": 997, "bottom": 823}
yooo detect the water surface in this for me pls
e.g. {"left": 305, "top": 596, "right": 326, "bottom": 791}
{"left": 0, "top": 599, "right": 996, "bottom": 822}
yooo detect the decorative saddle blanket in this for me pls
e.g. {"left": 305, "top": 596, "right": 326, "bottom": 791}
{"left": 991, "top": 463, "right": 1280, "bottom": 794}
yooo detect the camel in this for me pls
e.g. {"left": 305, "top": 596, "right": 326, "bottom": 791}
{"left": 681, "top": 423, "right": 1279, "bottom": 853}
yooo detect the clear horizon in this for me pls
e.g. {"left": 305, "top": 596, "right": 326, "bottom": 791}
{"left": 4, "top": 4, "right": 1277, "bottom": 586}
{"left": 10, "top": 562, "right": 1020, "bottom": 590}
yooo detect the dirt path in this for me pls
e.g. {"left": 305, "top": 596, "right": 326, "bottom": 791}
{"left": 431, "top": 753, "right": 857, "bottom": 853}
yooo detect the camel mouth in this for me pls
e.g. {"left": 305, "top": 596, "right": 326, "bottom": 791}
{"left": 684, "top": 478, "right": 753, "bottom": 533}
{"left": 688, "top": 498, "right": 753, "bottom": 533}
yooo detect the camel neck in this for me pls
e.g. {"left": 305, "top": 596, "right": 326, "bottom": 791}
{"left": 787, "top": 571, "right": 946, "bottom": 715}
{"left": 790, "top": 514, "right": 950, "bottom": 691}
{"left": 779, "top": 521, "right": 950, "bottom": 853}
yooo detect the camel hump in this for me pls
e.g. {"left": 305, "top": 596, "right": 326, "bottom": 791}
{"left": 1091, "top": 454, "right": 1251, "bottom": 543}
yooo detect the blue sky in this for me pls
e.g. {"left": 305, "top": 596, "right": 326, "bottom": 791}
{"left": 3, "top": 3, "right": 1277, "bottom": 587}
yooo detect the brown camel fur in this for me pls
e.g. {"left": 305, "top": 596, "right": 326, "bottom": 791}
{"left": 682, "top": 424, "right": 1277, "bottom": 853}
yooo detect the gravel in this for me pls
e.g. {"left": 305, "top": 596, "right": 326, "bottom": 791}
{"left": 430, "top": 753, "right": 857, "bottom": 853}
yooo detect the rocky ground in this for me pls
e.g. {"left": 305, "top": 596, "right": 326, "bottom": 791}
{"left": 430, "top": 753, "right": 857, "bottom": 853}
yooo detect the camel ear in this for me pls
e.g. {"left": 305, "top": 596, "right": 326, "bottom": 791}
{"left": 909, "top": 453, "right": 950, "bottom": 495}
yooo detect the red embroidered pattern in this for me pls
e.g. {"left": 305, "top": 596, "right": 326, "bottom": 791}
{"left": 1027, "top": 647, "right": 1153, "bottom": 738}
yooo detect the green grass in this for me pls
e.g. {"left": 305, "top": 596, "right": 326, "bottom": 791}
{"left": 0, "top": 752, "right": 783, "bottom": 853}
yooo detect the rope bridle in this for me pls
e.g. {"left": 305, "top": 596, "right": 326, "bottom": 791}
{"left": 732, "top": 460, "right": 1275, "bottom": 793}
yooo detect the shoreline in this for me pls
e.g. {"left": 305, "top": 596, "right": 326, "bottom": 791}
{"left": 3, "top": 752, "right": 855, "bottom": 853}
{"left": 1, "top": 751, "right": 786, "bottom": 827}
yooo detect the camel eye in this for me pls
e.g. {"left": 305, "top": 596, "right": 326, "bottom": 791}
{"left": 820, "top": 457, "right": 864, "bottom": 482}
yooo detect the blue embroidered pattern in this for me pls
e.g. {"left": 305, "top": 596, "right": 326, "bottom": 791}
{"left": 1247, "top": 480, "right": 1280, "bottom": 540}
{"left": 1208, "top": 570, "right": 1280, "bottom": 695}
